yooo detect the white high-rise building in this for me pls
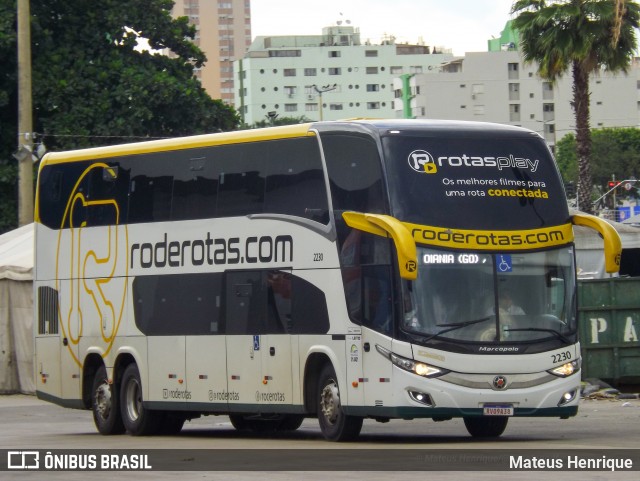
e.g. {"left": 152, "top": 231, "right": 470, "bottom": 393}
{"left": 393, "top": 49, "right": 640, "bottom": 149}
{"left": 234, "top": 25, "right": 454, "bottom": 125}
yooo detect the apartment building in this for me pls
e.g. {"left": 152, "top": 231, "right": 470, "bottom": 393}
{"left": 394, "top": 49, "right": 640, "bottom": 149}
{"left": 172, "top": 0, "right": 251, "bottom": 104}
{"left": 234, "top": 25, "right": 454, "bottom": 125}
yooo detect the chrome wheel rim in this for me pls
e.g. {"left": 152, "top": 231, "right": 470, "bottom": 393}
{"left": 320, "top": 379, "right": 340, "bottom": 425}
{"left": 124, "top": 378, "right": 142, "bottom": 422}
{"left": 94, "top": 382, "right": 112, "bottom": 420}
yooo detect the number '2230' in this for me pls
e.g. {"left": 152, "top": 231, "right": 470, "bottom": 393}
{"left": 551, "top": 351, "right": 571, "bottom": 363}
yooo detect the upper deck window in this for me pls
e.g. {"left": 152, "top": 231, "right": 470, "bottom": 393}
{"left": 38, "top": 136, "right": 329, "bottom": 228}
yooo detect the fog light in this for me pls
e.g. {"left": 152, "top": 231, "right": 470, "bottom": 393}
{"left": 558, "top": 389, "right": 577, "bottom": 406}
{"left": 408, "top": 390, "right": 434, "bottom": 406}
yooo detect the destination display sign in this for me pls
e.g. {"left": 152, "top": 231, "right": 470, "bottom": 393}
{"left": 383, "top": 132, "right": 569, "bottom": 232}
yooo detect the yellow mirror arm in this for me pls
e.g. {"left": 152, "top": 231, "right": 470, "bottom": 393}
{"left": 342, "top": 212, "right": 418, "bottom": 280}
{"left": 572, "top": 213, "right": 622, "bottom": 274}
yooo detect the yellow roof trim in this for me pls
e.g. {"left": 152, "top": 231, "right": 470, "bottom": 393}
{"left": 41, "top": 123, "right": 315, "bottom": 166}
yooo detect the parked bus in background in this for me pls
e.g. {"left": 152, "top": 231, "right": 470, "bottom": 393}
{"left": 34, "top": 120, "right": 621, "bottom": 441}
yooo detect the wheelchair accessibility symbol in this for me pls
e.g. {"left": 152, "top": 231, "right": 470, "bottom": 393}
{"left": 498, "top": 255, "right": 513, "bottom": 272}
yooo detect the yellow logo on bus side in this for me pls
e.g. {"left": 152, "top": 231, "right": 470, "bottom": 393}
{"left": 55, "top": 163, "right": 129, "bottom": 367}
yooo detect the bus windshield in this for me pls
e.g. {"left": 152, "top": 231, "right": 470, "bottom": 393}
{"left": 402, "top": 246, "right": 577, "bottom": 344}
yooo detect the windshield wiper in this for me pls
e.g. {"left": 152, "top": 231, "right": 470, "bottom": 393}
{"left": 503, "top": 327, "right": 572, "bottom": 344}
{"left": 421, "top": 316, "right": 493, "bottom": 342}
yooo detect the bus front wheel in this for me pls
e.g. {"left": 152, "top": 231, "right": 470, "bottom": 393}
{"left": 91, "top": 365, "right": 125, "bottom": 435}
{"left": 463, "top": 416, "right": 509, "bottom": 438}
{"left": 120, "top": 364, "right": 162, "bottom": 436}
{"left": 317, "top": 364, "right": 362, "bottom": 441}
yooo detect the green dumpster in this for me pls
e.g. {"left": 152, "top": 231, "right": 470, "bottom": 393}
{"left": 578, "top": 277, "right": 640, "bottom": 384}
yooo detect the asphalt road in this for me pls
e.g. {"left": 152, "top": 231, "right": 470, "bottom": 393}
{"left": 1, "top": 394, "right": 639, "bottom": 480}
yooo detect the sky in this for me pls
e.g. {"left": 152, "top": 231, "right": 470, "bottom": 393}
{"left": 250, "top": 0, "right": 517, "bottom": 56}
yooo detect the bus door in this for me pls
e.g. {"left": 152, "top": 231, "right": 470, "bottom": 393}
{"left": 357, "top": 265, "right": 394, "bottom": 408}
{"left": 224, "top": 271, "right": 265, "bottom": 409}
{"left": 186, "top": 336, "right": 227, "bottom": 408}
{"left": 339, "top": 228, "right": 395, "bottom": 408}
{"left": 141, "top": 274, "right": 187, "bottom": 409}
{"left": 261, "top": 270, "right": 295, "bottom": 408}
{"left": 184, "top": 275, "right": 227, "bottom": 408}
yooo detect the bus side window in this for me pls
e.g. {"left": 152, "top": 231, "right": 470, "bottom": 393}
{"left": 264, "top": 137, "right": 329, "bottom": 223}
{"left": 216, "top": 144, "right": 266, "bottom": 217}
{"left": 36, "top": 167, "right": 65, "bottom": 228}
{"left": 340, "top": 229, "right": 393, "bottom": 334}
{"left": 322, "top": 133, "right": 387, "bottom": 215}
{"left": 290, "top": 275, "right": 330, "bottom": 334}
{"left": 171, "top": 156, "right": 218, "bottom": 221}
{"left": 361, "top": 265, "right": 393, "bottom": 335}
{"left": 266, "top": 271, "right": 292, "bottom": 333}
{"left": 87, "top": 164, "right": 129, "bottom": 226}
{"left": 127, "top": 155, "right": 174, "bottom": 224}
{"left": 132, "top": 273, "right": 223, "bottom": 335}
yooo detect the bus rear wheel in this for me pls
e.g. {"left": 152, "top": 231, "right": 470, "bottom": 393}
{"left": 120, "top": 364, "right": 162, "bottom": 435}
{"left": 463, "top": 416, "right": 509, "bottom": 438}
{"left": 91, "top": 365, "right": 125, "bottom": 435}
{"left": 317, "top": 364, "right": 362, "bottom": 441}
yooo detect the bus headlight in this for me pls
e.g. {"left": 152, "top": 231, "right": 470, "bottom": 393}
{"left": 376, "top": 345, "right": 447, "bottom": 378}
{"left": 548, "top": 359, "right": 581, "bottom": 377}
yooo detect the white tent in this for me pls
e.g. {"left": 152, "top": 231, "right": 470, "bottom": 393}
{"left": 0, "top": 223, "right": 35, "bottom": 394}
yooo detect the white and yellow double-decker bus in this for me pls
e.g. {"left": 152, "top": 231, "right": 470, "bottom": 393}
{"left": 34, "top": 119, "right": 621, "bottom": 441}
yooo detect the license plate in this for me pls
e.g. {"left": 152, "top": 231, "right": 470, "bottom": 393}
{"left": 483, "top": 404, "right": 514, "bottom": 416}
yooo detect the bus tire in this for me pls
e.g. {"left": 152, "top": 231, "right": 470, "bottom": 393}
{"left": 91, "top": 365, "right": 125, "bottom": 435}
{"left": 317, "top": 364, "right": 362, "bottom": 441}
{"left": 463, "top": 416, "right": 509, "bottom": 438}
{"left": 120, "top": 364, "right": 162, "bottom": 436}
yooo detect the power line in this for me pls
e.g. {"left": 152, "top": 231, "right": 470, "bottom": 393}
{"left": 35, "top": 132, "right": 175, "bottom": 141}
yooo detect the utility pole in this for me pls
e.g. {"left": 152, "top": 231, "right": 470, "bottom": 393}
{"left": 311, "top": 84, "right": 337, "bottom": 121}
{"left": 16, "top": 0, "right": 34, "bottom": 226}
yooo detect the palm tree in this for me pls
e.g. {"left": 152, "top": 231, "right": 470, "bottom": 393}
{"left": 612, "top": 0, "right": 627, "bottom": 45}
{"left": 511, "top": 0, "right": 640, "bottom": 214}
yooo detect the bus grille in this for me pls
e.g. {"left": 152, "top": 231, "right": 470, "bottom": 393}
{"left": 38, "top": 287, "right": 59, "bottom": 335}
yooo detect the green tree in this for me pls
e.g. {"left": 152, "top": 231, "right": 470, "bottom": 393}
{"left": 556, "top": 128, "right": 640, "bottom": 202}
{"left": 248, "top": 115, "right": 313, "bottom": 129}
{"left": 512, "top": 0, "right": 640, "bottom": 214}
{"left": 0, "top": 0, "right": 18, "bottom": 233}
{"left": 0, "top": 0, "right": 240, "bottom": 233}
